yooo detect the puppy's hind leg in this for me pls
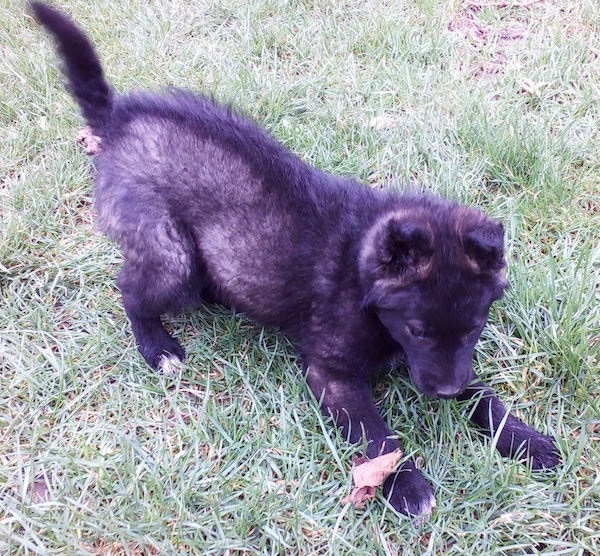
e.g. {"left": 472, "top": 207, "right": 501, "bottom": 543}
{"left": 116, "top": 226, "right": 201, "bottom": 373}
{"left": 124, "top": 308, "right": 186, "bottom": 374}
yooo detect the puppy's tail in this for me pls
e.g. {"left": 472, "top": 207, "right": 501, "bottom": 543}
{"left": 31, "top": 2, "right": 113, "bottom": 131}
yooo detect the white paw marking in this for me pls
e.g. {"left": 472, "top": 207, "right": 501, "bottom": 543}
{"left": 158, "top": 354, "right": 184, "bottom": 375}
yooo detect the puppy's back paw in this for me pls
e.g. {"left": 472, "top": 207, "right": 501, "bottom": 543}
{"left": 139, "top": 333, "right": 186, "bottom": 371}
{"left": 157, "top": 353, "right": 185, "bottom": 375}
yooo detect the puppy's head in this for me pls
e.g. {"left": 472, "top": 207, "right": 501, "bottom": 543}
{"left": 359, "top": 204, "right": 508, "bottom": 398}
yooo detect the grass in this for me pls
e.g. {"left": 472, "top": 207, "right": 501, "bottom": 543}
{"left": 1, "top": 0, "right": 599, "bottom": 554}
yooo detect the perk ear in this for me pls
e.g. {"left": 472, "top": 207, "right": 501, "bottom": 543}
{"left": 463, "top": 221, "right": 506, "bottom": 273}
{"left": 376, "top": 218, "right": 434, "bottom": 281}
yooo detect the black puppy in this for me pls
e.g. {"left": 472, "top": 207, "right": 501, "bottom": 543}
{"left": 32, "top": 2, "right": 560, "bottom": 517}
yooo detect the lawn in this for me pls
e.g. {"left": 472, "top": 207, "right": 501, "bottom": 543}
{"left": 1, "top": 0, "right": 599, "bottom": 554}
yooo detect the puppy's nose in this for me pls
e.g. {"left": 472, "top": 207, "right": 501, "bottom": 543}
{"left": 436, "top": 384, "right": 464, "bottom": 398}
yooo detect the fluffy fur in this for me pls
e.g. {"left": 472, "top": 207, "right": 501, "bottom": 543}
{"left": 32, "top": 2, "right": 560, "bottom": 517}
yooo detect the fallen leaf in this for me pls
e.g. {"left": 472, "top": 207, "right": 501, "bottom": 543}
{"left": 77, "top": 126, "right": 102, "bottom": 155}
{"left": 341, "top": 450, "right": 403, "bottom": 509}
{"left": 27, "top": 476, "right": 52, "bottom": 503}
{"left": 520, "top": 78, "right": 548, "bottom": 96}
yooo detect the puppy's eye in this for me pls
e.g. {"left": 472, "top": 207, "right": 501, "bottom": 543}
{"left": 407, "top": 324, "right": 428, "bottom": 339}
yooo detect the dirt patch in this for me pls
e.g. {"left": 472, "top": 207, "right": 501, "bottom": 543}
{"left": 448, "top": 1, "right": 544, "bottom": 77}
{"left": 0, "top": 169, "right": 18, "bottom": 189}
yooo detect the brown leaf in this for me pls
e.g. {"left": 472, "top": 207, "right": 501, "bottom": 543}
{"left": 77, "top": 126, "right": 102, "bottom": 155}
{"left": 341, "top": 450, "right": 403, "bottom": 510}
{"left": 341, "top": 485, "right": 377, "bottom": 509}
{"left": 27, "top": 476, "right": 52, "bottom": 503}
{"left": 520, "top": 78, "right": 548, "bottom": 96}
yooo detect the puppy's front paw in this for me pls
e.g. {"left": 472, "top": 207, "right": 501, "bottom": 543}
{"left": 382, "top": 462, "right": 436, "bottom": 519}
{"left": 497, "top": 418, "right": 561, "bottom": 470}
{"left": 522, "top": 430, "right": 561, "bottom": 470}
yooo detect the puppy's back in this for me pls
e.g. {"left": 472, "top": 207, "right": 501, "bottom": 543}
{"left": 94, "top": 90, "right": 374, "bottom": 327}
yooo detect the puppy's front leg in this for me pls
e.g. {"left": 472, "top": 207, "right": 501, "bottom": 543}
{"left": 458, "top": 381, "right": 560, "bottom": 469}
{"left": 306, "top": 364, "right": 436, "bottom": 517}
